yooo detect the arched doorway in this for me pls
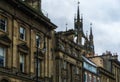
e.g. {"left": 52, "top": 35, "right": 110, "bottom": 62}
{"left": 1, "top": 79, "right": 9, "bottom": 82}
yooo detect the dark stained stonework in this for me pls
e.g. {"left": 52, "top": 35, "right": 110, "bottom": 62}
{"left": 0, "top": 0, "right": 120, "bottom": 82}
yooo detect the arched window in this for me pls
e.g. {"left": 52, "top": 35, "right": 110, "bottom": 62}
{"left": 1, "top": 79, "right": 9, "bottom": 82}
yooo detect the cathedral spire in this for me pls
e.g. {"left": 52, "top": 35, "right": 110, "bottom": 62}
{"left": 89, "top": 23, "right": 95, "bottom": 55}
{"left": 89, "top": 23, "right": 93, "bottom": 40}
{"left": 74, "top": 1, "right": 84, "bottom": 45}
{"left": 77, "top": 1, "right": 80, "bottom": 22}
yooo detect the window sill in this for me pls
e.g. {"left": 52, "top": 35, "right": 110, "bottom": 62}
{"left": 0, "top": 29, "right": 8, "bottom": 34}
{"left": 19, "top": 38, "right": 27, "bottom": 43}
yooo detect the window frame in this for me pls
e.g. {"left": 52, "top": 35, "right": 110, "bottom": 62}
{"left": 84, "top": 72, "right": 87, "bottom": 82}
{"left": 37, "top": 59, "right": 41, "bottom": 77}
{"left": 76, "top": 67, "right": 79, "bottom": 74}
{"left": 62, "top": 78, "right": 67, "bottom": 82}
{"left": 97, "top": 78, "right": 100, "bottom": 82}
{"left": 89, "top": 74, "right": 92, "bottom": 82}
{"left": 19, "top": 53, "right": 26, "bottom": 72}
{"left": 93, "top": 76, "right": 96, "bottom": 82}
{"left": 36, "top": 34, "right": 41, "bottom": 48}
{"left": 0, "top": 17, "right": 7, "bottom": 32}
{"left": 63, "top": 61, "right": 67, "bottom": 69}
{"left": 19, "top": 26, "right": 26, "bottom": 40}
{"left": 0, "top": 46, "right": 6, "bottom": 67}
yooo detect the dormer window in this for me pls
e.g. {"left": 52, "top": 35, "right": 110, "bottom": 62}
{"left": 20, "top": 27, "right": 26, "bottom": 40}
{"left": 0, "top": 19, "right": 7, "bottom": 32}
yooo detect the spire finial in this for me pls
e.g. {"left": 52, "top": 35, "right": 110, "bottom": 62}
{"left": 81, "top": 14, "right": 83, "bottom": 18}
{"left": 77, "top": 0, "right": 80, "bottom": 22}
{"left": 90, "top": 23, "right": 93, "bottom": 34}
{"left": 78, "top": 0, "right": 80, "bottom": 5}
{"left": 86, "top": 31, "right": 88, "bottom": 38}
{"left": 90, "top": 23, "right": 92, "bottom": 28}
{"left": 66, "top": 23, "right": 68, "bottom": 31}
{"left": 81, "top": 14, "right": 83, "bottom": 22}
{"left": 89, "top": 22, "right": 93, "bottom": 40}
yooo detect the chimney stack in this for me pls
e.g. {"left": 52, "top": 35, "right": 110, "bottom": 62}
{"left": 25, "top": 0, "right": 41, "bottom": 11}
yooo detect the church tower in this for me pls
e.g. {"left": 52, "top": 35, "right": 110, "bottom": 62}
{"left": 24, "top": 0, "right": 41, "bottom": 11}
{"left": 74, "top": 2, "right": 84, "bottom": 45}
{"left": 89, "top": 23, "right": 95, "bottom": 55}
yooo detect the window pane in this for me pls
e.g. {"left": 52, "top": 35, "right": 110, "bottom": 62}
{"left": 97, "top": 78, "right": 100, "bottom": 82}
{"left": 76, "top": 67, "right": 79, "bottom": 74}
{"left": 0, "top": 47, "right": 5, "bottom": 67}
{"left": 36, "top": 35, "right": 39, "bottom": 40}
{"left": 20, "top": 27, "right": 25, "bottom": 40}
{"left": 89, "top": 75, "right": 92, "bottom": 82}
{"left": 63, "top": 61, "right": 67, "bottom": 69}
{"left": 64, "top": 79, "right": 66, "bottom": 82}
{"left": 0, "top": 47, "right": 4, "bottom": 56}
{"left": 36, "top": 35, "right": 41, "bottom": 47}
{"left": 38, "top": 59, "right": 41, "bottom": 77}
{"left": 94, "top": 76, "right": 96, "bottom": 82}
{"left": 0, "top": 19, "right": 7, "bottom": 31}
{"left": 20, "top": 54, "right": 25, "bottom": 72}
{"left": 84, "top": 73, "right": 87, "bottom": 82}
{"left": 0, "top": 57, "right": 4, "bottom": 66}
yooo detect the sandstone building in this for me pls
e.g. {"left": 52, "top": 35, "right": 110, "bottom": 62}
{"left": 0, "top": 0, "right": 120, "bottom": 82}
{"left": 54, "top": 2, "right": 97, "bottom": 82}
{"left": 90, "top": 52, "right": 120, "bottom": 82}
{"left": 0, "top": 0, "right": 56, "bottom": 82}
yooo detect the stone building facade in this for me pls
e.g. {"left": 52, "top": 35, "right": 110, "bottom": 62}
{"left": 89, "top": 52, "right": 120, "bottom": 82}
{"left": 53, "top": 2, "right": 97, "bottom": 82}
{"left": 0, "top": 0, "right": 120, "bottom": 82}
{"left": 111, "top": 59, "right": 120, "bottom": 82}
{"left": 0, "top": 0, "right": 56, "bottom": 82}
{"left": 54, "top": 31, "right": 83, "bottom": 82}
{"left": 82, "top": 56, "right": 100, "bottom": 82}
{"left": 98, "top": 67, "right": 115, "bottom": 82}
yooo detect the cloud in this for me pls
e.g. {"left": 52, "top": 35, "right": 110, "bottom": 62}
{"left": 42, "top": 0, "right": 120, "bottom": 60}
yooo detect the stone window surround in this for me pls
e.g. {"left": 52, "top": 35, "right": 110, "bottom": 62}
{"left": 0, "top": 14, "right": 7, "bottom": 32}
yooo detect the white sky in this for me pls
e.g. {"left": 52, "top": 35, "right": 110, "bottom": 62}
{"left": 42, "top": 0, "right": 120, "bottom": 59}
